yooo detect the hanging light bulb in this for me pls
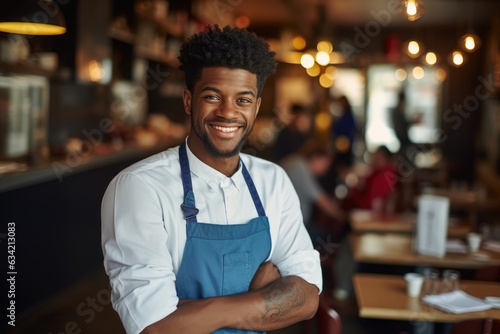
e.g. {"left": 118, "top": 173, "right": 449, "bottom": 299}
{"left": 459, "top": 33, "right": 481, "bottom": 53}
{"left": 319, "top": 73, "right": 334, "bottom": 88}
{"left": 292, "top": 35, "right": 307, "bottom": 50}
{"left": 404, "top": 40, "right": 424, "bottom": 58}
{"left": 317, "top": 40, "right": 333, "bottom": 53}
{"left": 316, "top": 51, "right": 331, "bottom": 66}
{"left": 412, "top": 66, "right": 425, "bottom": 80}
{"left": 448, "top": 49, "right": 468, "bottom": 67}
{"left": 423, "top": 51, "right": 438, "bottom": 66}
{"left": 306, "top": 63, "right": 321, "bottom": 77}
{"left": 398, "top": 0, "right": 425, "bottom": 22}
{"left": 300, "top": 53, "right": 315, "bottom": 68}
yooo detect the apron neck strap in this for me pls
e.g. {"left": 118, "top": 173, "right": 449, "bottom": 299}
{"left": 179, "top": 142, "right": 267, "bottom": 222}
{"left": 179, "top": 142, "right": 198, "bottom": 223}
{"left": 241, "top": 161, "right": 266, "bottom": 217}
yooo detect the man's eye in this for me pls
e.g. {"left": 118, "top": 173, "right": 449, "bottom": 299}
{"left": 204, "top": 95, "right": 219, "bottom": 101}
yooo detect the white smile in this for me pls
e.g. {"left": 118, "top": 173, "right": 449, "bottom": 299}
{"left": 212, "top": 125, "right": 239, "bottom": 133}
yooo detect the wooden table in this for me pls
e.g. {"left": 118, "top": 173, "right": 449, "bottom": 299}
{"left": 349, "top": 209, "right": 471, "bottom": 237}
{"left": 353, "top": 273, "right": 500, "bottom": 323}
{"left": 349, "top": 233, "right": 500, "bottom": 269}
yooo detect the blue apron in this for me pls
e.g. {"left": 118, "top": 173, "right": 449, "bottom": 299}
{"left": 175, "top": 142, "right": 271, "bottom": 334}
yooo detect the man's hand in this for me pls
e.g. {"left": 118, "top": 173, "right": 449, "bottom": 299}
{"left": 249, "top": 261, "right": 281, "bottom": 290}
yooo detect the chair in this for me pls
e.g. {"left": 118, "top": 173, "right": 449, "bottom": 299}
{"left": 450, "top": 318, "right": 500, "bottom": 334}
{"left": 316, "top": 294, "right": 342, "bottom": 334}
{"left": 474, "top": 265, "right": 500, "bottom": 282}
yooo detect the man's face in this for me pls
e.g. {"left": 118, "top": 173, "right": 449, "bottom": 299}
{"left": 183, "top": 67, "right": 261, "bottom": 159}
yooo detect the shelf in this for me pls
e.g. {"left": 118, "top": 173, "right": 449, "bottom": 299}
{"left": 107, "top": 26, "right": 135, "bottom": 45}
{"left": 135, "top": 45, "right": 180, "bottom": 68}
{"left": 108, "top": 26, "right": 180, "bottom": 68}
{"left": 135, "top": 7, "right": 185, "bottom": 38}
{"left": 0, "top": 143, "right": 174, "bottom": 194}
{"left": 0, "top": 60, "right": 56, "bottom": 77}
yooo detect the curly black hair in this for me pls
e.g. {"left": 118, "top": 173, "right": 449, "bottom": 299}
{"left": 178, "top": 25, "right": 277, "bottom": 97}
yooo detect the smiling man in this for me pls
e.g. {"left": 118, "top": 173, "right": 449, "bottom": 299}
{"left": 101, "top": 25, "right": 322, "bottom": 334}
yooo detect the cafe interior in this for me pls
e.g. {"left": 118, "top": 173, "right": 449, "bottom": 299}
{"left": 1, "top": 0, "right": 500, "bottom": 333}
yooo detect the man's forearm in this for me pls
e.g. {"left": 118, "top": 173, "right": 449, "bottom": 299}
{"left": 226, "top": 275, "right": 319, "bottom": 331}
{"left": 141, "top": 276, "right": 319, "bottom": 334}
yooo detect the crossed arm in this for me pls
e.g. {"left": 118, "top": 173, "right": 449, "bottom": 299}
{"left": 141, "top": 262, "right": 319, "bottom": 334}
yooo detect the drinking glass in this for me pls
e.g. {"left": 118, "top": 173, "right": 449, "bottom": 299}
{"left": 441, "top": 269, "right": 460, "bottom": 293}
{"left": 422, "top": 267, "right": 440, "bottom": 296}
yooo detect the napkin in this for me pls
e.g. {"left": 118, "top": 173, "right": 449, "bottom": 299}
{"left": 422, "top": 290, "right": 492, "bottom": 314}
{"left": 483, "top": 240, "right": 500, "bottom": 253}
{"left": 446, "top": 239, "right": 467, "bottom": 253}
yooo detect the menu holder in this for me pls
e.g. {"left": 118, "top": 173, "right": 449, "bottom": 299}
{"left": 415, "top": 195, "right": 450, "bottom": 258}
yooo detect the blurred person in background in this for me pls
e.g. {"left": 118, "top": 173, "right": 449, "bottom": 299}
{"left": 330, "top": 95, "right": 358, "bottom": 168}
{"left": 273, "top": 103, "right": 313, "bottom": 163}
{"left": 390, "top": 91, "right": 421, "bottom": 161}
{"left": 345, "top": 145, "right": 396, "bottom": 212}
{"left": 332, "top": 146, "right": 397, "bottom": 301}
{"left": 280, "top": 139, "right": 346, "bottom": 248}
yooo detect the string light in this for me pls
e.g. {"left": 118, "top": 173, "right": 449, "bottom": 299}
{"left": 448, "top": 49, "right": 467, "bottom": 67}
{"left": 424, "top": 52, "right": 437, "bottom": 66}
{"left": 300, "top": 53, "right": 315, "bottom": 68}
{"left": 398, "top": 0, "right": 425, "bottom": 22}
{"left": 459, "top": 33, "right": 481, "bottom": 53}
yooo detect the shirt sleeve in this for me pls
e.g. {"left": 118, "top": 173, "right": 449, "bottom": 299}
{"left": 101, "top": 172, "right": 178, "bottom": 334}
{"left": 269, "top": 169, "right": 323, "bottom": 293}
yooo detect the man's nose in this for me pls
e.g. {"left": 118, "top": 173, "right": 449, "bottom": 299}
{"left": 216, "top": 99, "right": 239, "bottom": 119}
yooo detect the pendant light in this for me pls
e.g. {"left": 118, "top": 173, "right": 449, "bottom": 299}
{"left": 0, "top": 0, "right": 66, "bottom": 35}
{"left": 458, "top": 0, "right": 481, "bottom": 53}
{"left": 398, "top": 0, "right": 425, "bottom": 22}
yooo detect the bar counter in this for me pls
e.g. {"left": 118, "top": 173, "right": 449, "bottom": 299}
{"left": 0, "top": 142, "right": 176, "bottom": 194}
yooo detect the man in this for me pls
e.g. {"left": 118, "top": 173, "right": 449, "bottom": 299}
{"left": 272, "top": 103, "right": 312, "bottom": 163}
{"left": 280, "top": 140, "right": 345, "bottom": 245}
{"left": 347, "top": 145, "right": 396, "bottom": 210}
{"left": 101, "top": 25, "right": 321, "bottom": 334}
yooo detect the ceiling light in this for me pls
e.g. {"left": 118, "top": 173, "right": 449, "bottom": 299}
{"left": 412, "top": 66, "right": 425, "bottom": 80}
{"left": 319, "top": 73, "right": 334, "bottom": 88}
{"left": 448, "top": 49, "right": 467, "bottom": 67}
{"left": 325, "top": 66, "right": 338, "bottom": 79}
{"left": 404, "top": 40, "right": 423, "bottom": 58}
{"left": 306, "top": 63, "right": 320, "bottom": 77}
{"left": 317, "top": 41, "right": 333, "bottom": 53}
{"left": 435, "top": 67, "right": 447, "bottom": 81}
{"left": 424, "top": 52, "right": 437, "bottom": 66}
{"left": 0, "top": 0, "right": 66, "bottom": 35}
{"left": 300, "top": 53, "right": 315, "bottom": 68}
{"left": 292, "top": 35, "right": 307, "bottom": 50}
{"left": 316, "top": 51, "right": 331, "bottom": 66}
{"left": 459, "top": 33, "right": 481, "bottom": 53}
{"left": 398, "top": 0, "right": 425, "bottom": 22}
{"left": 235, "top": 16, "right": 250, "bottom": 29}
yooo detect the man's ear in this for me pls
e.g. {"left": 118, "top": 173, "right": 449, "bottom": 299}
{"left": 182, "top": 88, "right": 192, "bottom": 115}
{"left": 255, "top": 97, "right": 262, "bottom": 118}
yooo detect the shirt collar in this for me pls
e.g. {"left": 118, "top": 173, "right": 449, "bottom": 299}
{"left": 184, "top": 138, "right": 245, "bottom": 191}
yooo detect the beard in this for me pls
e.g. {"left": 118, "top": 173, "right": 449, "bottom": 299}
{"left": 191, "top": 118, "right": 254, "bottom": 158}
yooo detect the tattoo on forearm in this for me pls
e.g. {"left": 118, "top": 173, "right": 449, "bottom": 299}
{"left": 259, "top": 277, "right": 306, "bottom": 320}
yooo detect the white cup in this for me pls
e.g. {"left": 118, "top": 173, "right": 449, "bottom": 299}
{"left": 404, "top": 273, "right": 424, "bottom": 297}
{"left": 467, "top": 232, "right": 482, "bottom": 252}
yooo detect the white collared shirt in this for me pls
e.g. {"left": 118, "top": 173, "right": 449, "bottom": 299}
{"left": 101, "top": 141, "right": 322, "bottom": 334}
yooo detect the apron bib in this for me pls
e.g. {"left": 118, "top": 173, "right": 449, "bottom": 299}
{"left": 175, "top": 142, "right": 271, "bottom": 334}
